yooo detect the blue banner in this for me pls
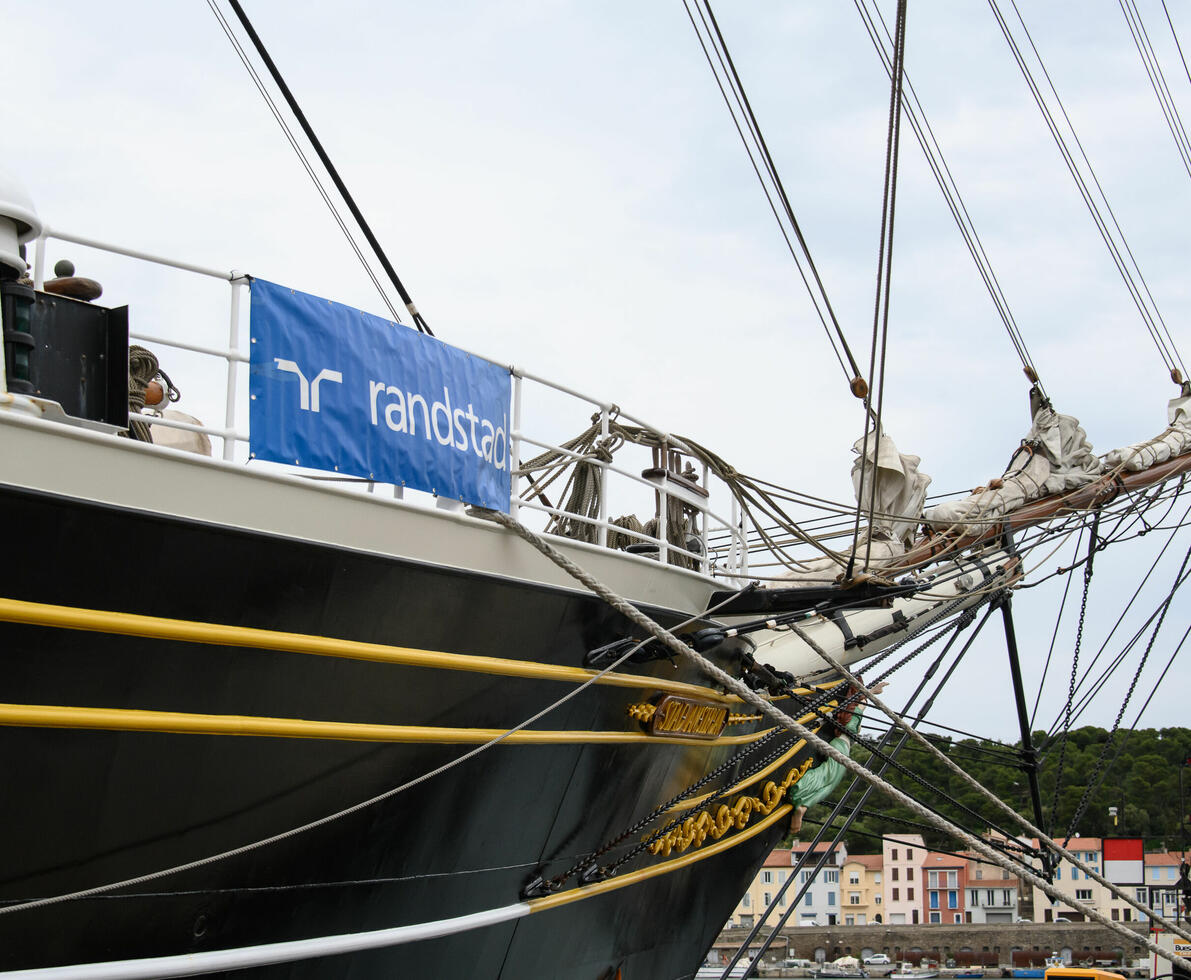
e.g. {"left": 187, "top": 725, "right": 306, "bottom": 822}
{"left": 249, "top": 279, "right": 511, "bottom": 512}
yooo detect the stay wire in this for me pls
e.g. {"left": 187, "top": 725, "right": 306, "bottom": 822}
{"left": 993, "top": 0, "right": 1186, "bottom": 379}
{"left": 1061, "top": 538, "right": 1191, "bottom": 841}
{"left": 854, "top": 0, "right": 1044, "bottom": 394}
{"left": 849, "top": 0, "right": 907, "bottom": 579}
{"left": 1029, "top": 526, "right": 1085, "bottom": 730}
{"left": 205, "top": 0, "right": 402, "bottom": 324}
{"left": 730, "top": 615, "right": 986, "bottom": 976}
{"left": 225, "top": 0, "right": 433, "bottom": 335}
{"left": 681, "top": 0, "right": 862, "bottom": 386}
{"left": 1120, "top": 0, "right": 1191, "bottom": 181}
{"left": 1164, "top": 1, "right": 1191, "bottom": 90}
{"left": 0, "top": 581, "right": 756, "bottom": 917}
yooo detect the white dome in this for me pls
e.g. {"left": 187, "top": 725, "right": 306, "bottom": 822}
{"left": 0, "top": 171, "right": 42, "bottom": 275}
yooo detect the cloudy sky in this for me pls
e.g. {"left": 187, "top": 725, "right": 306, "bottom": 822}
{"left": 7, "top": 3, "right": 1191, "bottom": 761}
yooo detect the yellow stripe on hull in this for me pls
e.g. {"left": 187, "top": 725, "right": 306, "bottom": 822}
{"left": 0, "top": 702, "right": 782, "bottom": 746}
{"left": 0, "top": 596, "right": 738, "bottom": 702}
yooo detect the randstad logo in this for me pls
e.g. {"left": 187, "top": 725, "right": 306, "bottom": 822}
{"left": 369, "top": 380, "right": 509, "bottom": 471}
{"left": 274, "top": 359, "right": 343, "bottom": 413}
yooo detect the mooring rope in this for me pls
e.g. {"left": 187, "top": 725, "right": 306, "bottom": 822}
{"left": 474, "top": 508, "right": 1191, "bottom": 966}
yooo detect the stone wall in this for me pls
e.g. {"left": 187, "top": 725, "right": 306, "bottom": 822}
{"left": 712, "top": 921, "right": 1151, "bottom": 967}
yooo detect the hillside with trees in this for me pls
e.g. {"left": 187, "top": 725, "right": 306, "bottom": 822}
{"left": 788, "top": 724, "right": 1191, "bottom": 855}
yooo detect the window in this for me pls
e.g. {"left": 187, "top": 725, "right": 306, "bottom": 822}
{"left": 1168, "top": 868, "right": 1177, "bottom": 881}
{"left": 928, "top": 871, "right": 938, "bottom": 888}
{"left": 804, "top": 893, "right": 813, "bottom": 907}
{"left": 828, "top": 893, "right": 836, "bottom": 906}
{"left": 763, "top": 871, "right": 773, "bottom": 884}
{"left": 1076, "top": 889, "right": 1092, "bottom": 902}
{"left": 986, "top": 889, "right": 995, "bottom": 906}
{"left": 846, "top": 915, "right": 855, "bottom": 926}
{"left": 1124, "top": 909, "right": 1132, "bottom": 922}
{"left": 764, "top": 892, "right": 772, "bottom": 906}
{"left": 908, "top": 888, "right": 915, "bottom": 900}
{"left": 954, "top": 914, "right": 962, "bottom": 923}
{"left": 893, "top": 868, "right": 900, "bottom": 882}
{"left": 779, "top": 871, "right": 787, "bottom": 882}
{"left": 949, "top": 891, "right": 958, "bottom": 909}
{"left": 850, "top": 872, "right": 861, "bottom": 885}
{"left": 930, "top": 892, "right": 940, "bottom": 910}
{"left": 929, "top": 912, "right": 941, "bottom": 924}
{"left": 742, "top": 893, "right": 751, "bottom": 908}
{"left": 1112, "top": 909, "right": 1119, "bottom": 921}
{"left": 908, "top": 867, "right": 915, "bottom": 881}
{"left": 875, "top": 896, "right": 882, "bottom": 904}
{"left": 826, "top": 871, "right": 839, "bottom": 883}
{"left": 1002, "top": 869, "right": 1010, "bottom": 880}
{"left": 779, "top": 894, "right": 787, "bottom": 907}
{"left": 892, "top": 888, "right": 899, "bottom": 901}
{"left": 802, "top": 870, "right": 814, "bottom": 884}
{"left": 1002, "top": 889, "right": 1012, "bottom": 906}
{"left": 892, "top": 848, "right": 899, "bottom": 860}
{"left": 947, "top": 871, "right": 957, "bottom": 888}
{"left": 974, "top": 867, "right": 983, "bottom": 880}
{"left": 875, "top": 873, "right": 881, "bottom": 884}
{"left": 969, "top": 890, "right": 979, "bottom": 906}
{"left": 1151, "top": 869, "right": 1160, "bottom": 881}
{"left": 907, "top": 849, "right": 914, "bottom": 860}
{"left": 912, "top": 910, "right": 919, "bottom": 924}
{"left": 850, "top": 893, "right": 861, "bottom": 905}
{"left": 1057, "top": 868, "right": 1062, "bottom": 880}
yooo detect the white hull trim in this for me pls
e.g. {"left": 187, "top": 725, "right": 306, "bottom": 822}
{"left": 0, "top": 903, "right": 532, "bottom": 979}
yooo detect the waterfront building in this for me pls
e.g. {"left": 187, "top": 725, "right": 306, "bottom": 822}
{"left": 963, "top": 854, "right": 1019, "bottom": 923}
{"left": 841, "top": 854, "right": 884, "bottom": 925}
{"left": 726, "top": 842, "right": 850, "bottom": 928}
{"left": 882, "top": 833, "right": 925, "bottom": 924}
{"left": 789, "top": 841, "right": 849, "bottom": 926}
{"left": 729, "top": 848, "right": 793, "bottom": 929}
{"left": 1027, "top": 836, "right": 1103, "bottom": 923}
{"left": 922, "top": 851, "right": 968, "bottom": 924}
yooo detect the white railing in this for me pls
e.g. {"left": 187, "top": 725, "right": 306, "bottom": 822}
{"left": 26, "top": 229, "right": 750, "bottom": 579}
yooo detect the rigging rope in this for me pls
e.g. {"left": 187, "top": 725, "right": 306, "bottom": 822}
{"left": 1120, "top": 0, "right": 1191, "bottom": 182}
{"left": 473, "top": 507, "right": 1191, "bottom": 958}
{"left": 681, "top": 0, "right": 867, "bottom": 394}
{"left": 0, "top": 584, "right": 752, "bottom": 918}
{"left": 990, "top": 0, "right": 1187, "bottom": 382}
{"left": 852, "top": 0, "right": 908, "bottom": 577}
{"left": 853, "top": 0, "right": 1046, "bottom": 396}
{"left": 204, "top": 0, "right": 404, "bottom": 325}
{"left": 1060, "top": 539, "right": 1191, "bottom": 842}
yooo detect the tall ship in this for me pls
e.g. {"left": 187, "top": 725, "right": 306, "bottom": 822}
{"left": 2, "top": 3, "right": 1190, "bottom": 978}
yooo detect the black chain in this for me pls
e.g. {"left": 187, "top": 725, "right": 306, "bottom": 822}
{"left": 1062, "top": 540, "right": 1191, "bottom": 842}
{"left": 534, "top": 592, "right": 990, "bottom": 896}
{"left": 1048, "top": 511, "right": 1100, "bottom": 831}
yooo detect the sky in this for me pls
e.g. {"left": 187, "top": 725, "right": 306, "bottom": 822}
{"left": 6, "top": 2, "right": 1191, "bottom": 760}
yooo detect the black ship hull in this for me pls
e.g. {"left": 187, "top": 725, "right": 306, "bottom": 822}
{"left": 0, "top": 470, "right": 808, "bottom": 979}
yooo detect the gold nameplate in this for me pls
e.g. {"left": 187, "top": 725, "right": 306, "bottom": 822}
{"left": 646, "top": 695, "right": 729, "bottom": 740}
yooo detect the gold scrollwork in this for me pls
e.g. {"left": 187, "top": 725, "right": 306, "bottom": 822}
{"left": 647, "top": 758, "right": 814, "bottom": 857}
{"left": 626, "top": 702, "right": 657, "bottom": 723}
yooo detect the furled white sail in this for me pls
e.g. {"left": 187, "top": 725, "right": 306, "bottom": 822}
{"left": 772, "top": 431, "right": 930, "bottom": 585}
{"left": 1103, "top": 395, "right": 1191, "bottom": 472}
{"left": 923, "top": 406, "right": 1101, "bottom": 537}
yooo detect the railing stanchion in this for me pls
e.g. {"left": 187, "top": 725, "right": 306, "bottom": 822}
{"left": 596, "top": 404, "right": 609, "bottom": 548}
{"left": 701, "top": 460, "right": 711, "bottom": 574}
{"left": 32, "top": 234, "right": 46, "bottom": 289}
{"left": 509, "top": 371, "right": 523, "bottom": 521}
{"left": 224, "top": 274, "right": 245, "bottom": 461}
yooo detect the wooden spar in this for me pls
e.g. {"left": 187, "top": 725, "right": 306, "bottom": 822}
{"left": 895, "top": 449, "right": 1191, "bottom": 572}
